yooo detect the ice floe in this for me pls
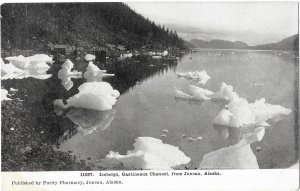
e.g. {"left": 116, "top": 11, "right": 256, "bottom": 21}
{"left": 54, "top": 82, "right": 120, "bottom": 111}
{"left": 1, "top": 89, "right": 11, "bottom": 101}
{"left": 84, "top": 54, "right": 96, "bottom": 61}
{"left": 5, "top": 54, "right": 53, "bottom": 69}
{"left": 177, "top": 70, "right": 210, "bottom": 84}
{"left": 212, "top": 82, "right": 292, "bottom": 128}
{"left": 99, "top": 137, "right": 191, "bottom": 170}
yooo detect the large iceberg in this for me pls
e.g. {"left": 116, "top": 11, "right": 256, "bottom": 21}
{"left": 212, "top": 83, "right": 292, "bottom": 128}
{"left": 99, "top": 137, "right": 191, "bottom": 170}
{"left": 177, "top": 70, "right": 211, "bottom": 84}
{"left": 54, "top": 82, "right": 120, "bottom": 111}
{"left": 175, "top": 85, "right": 213, "bottom": 101}
{"left": 5, "top": 54, "right": 53, "bottom": 69}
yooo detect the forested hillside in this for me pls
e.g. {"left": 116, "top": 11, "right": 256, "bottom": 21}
{"left": 1, "top": 3, "right": 185, "bottom": 51}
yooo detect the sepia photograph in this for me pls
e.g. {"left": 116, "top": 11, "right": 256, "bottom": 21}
{"left": 1, "top": 1, "right": 299, "bottom": 190}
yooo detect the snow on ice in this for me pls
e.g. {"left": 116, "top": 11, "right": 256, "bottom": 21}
{"left": 99, "top": 137, "right": 191, "bottom": 170}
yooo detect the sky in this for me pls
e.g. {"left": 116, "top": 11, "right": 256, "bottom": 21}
{"left": 127, "top": 1, "right": 298, "bottom": 45}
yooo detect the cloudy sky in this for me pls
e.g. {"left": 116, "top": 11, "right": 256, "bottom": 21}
{"left": 127, "top": 1, "right": 298, "bottom": 45}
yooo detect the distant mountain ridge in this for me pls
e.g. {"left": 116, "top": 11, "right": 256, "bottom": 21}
{"left": 188, "top": 34, "right": 298, "bottom": 50}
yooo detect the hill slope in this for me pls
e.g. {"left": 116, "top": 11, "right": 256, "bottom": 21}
{"left": 188, "top": 35, "right": 298, "bottom": 50}
{"left": 1, "top": 3, "right": 185, "bottom": 51}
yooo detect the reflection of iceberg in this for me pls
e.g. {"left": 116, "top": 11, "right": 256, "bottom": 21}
{"left": 1, "top": 68, "right": 52, "bottom": 80}
{"left": 199, "top": 126, "right": 265, "bottom": 169}
{"left": 54, "top": 82, "right": 120, "bottom": 111}
{"left": 177, "top": 70, "right": 210, "bottom": 84}
{"left": 99, "top": 137, "right": 191, "bottom": 170}
{"left": 175, "top": 85, "right": 213, "bottom": 101}
{"left": 66, "top": 108, "right": 116, "bottom": 135}
{"left": 199, "top": 142, "right": 259, "bottom": 169}
{"left": 212, "top": 82, "right": 292, "bottom": 128}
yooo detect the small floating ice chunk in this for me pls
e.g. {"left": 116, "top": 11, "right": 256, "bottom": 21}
{"left": 161, "top": 134, "right": 167, "bottom": 138}
{"left": 162, "top": 129, "right": 169, "bottom": 133}
{"left": 162, "top": 50, "right": 168, "bottom": 57}
{"left": 84, "top": 54, "right": 96, "bottom": 61}
{"left": 176, "top": 70, "right": 210, "bottom": 84}
{"left": 197, "top": 136, "right": 203, "bottom": 140}
{"left": 152, "top": 55, "right": 162, "bottom": 59}
{"left": 99, "top": 137, "right": 191, "bottom": 170}
{"left": 1, "top": 89, "right": 11, "bottom": 101}
{"left": 57, "top": 82, "right": 120, "bottom": 111}
{"left": 9, "top": 88, "right": 18, "bottom": 92}
{"left": 187, "top": 137, "right": 197, "bottom": 142}
{"left": 181, "top": 134, "right": 187, "bottom": 138}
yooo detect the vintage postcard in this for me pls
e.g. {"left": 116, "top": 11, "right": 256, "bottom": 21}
{"left": 1, "top": 1, "right": 299, "bottom": 190}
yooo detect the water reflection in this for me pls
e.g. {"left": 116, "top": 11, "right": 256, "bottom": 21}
{"left": 66, "top": 108, "right": 116, "bottom": 135}
{"left": 200, "top": 124, "right": 266, "bottom": 169}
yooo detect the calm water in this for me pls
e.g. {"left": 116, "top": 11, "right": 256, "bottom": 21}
{"left": 2, "top": 49, "right": 299, "bottom": 169}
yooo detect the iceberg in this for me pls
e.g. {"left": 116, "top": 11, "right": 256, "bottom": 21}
{"left": 58, "top": 59, "right": 82, "bottom": 77}
{"left": 1, "top": 89, "right": 11, "bottom": 101}
{"left": 5, "top": 54, "right": 53, "bottom": 69}
{"left": 176, "top": 70, "right": 211, "bottom": 84}
{"left": 54, "top": 82, "right": 120, "bottom": 111}
{"left": 83, "top": 62, "right": 114, "bottom": 80}
{"left": 162, "top": 50, "right": 168, "bottom": 57}
{"left": 84, "top": 54, "right": 96, "bottom": 61}
{"left": 99, "top": 137, "right": 191, "bottom": 170}
{"left": 174, "top": 88, "right": 193, "bottom": 99}
{"left": 212, "top": 83, "right": 292, "bottom": 128}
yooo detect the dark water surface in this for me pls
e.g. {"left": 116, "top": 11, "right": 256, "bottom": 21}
{"left": 1, "top": 49, "right": 298, "bottom": 170}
